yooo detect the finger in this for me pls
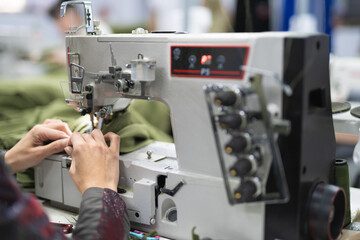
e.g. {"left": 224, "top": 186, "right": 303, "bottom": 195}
{"left": 65, "top": 138, "right": 71, "bottom": 146}
{"left": 91, "top": 129, "right": 107, "bottom": 145}
{"left": 64, "top": 146, "right": 73, "bottom": 155}
{"left": 35, "top": 127, "right": 70, "bottom": 143}
{"left": 104, "top": 132, "right": 120, "bottom": 153}
{"left": 43, "top": 119, "right": 62, "bottom": 125}
{"left": 82, "top": 133, "right": 96, "bottom": 145}
{"left": 69, "top": 132, "right": 86, "bottom": 148}
{"left": 38, "top": 138, "right": 68, "bottom": 157}
{"left": 43, "top": 122, "right": 72, "bottom": 136}
{"left": 43, "top": 120, "right": 72, "bottom": 135}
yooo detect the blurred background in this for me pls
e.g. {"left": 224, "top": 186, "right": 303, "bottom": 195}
{"left": 1, "top": 0, "right": 360, "bottom": 186}
{"left": 0, "top": 0, "right": 359, "bottom": 77}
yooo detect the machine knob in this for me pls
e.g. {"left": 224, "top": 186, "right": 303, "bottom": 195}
{"left": 234, "top": 178, "right": 261, "bottom": 202}
{"left": 229, "top": 159, "right": 252, "bottom": 177}
{"left": 229, "top": 154, "right": 259, "bottom": 177}
{"left": 219, "top": 112, "right": 246, "bottom": 129}
{"left": 307, "top": 183, "right": 346, "bottom": 240}
{"left": 84, "top": 85, "right": 93, "bottom": 92}
{"left": 127, "top": 79, "right": 135, "bottom": 89}
{"left": 225, "top": 134, "right": 251, "bottom": 154}
{"left": 214, "top": 91, "right": 237, "bottom": 106}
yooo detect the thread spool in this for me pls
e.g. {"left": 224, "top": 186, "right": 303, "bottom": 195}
{"left": 330, "top": 159, "right": 351, "bottom": 226}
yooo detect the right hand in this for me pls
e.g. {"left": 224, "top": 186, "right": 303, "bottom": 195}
{"left": 65, "top": 130, "right": 120, "bottom": 194}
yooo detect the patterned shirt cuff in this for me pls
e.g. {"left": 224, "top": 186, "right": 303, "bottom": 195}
{"left": 0, "top": 150, "right": 6, "bottom": 165}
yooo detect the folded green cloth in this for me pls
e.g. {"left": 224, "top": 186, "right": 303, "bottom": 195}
{"left": 0, "top": 74, "right": 173, "bottom": 192}
{"left": 0, "top": 92, "right": 172, "bottom": 152}
{"left": 102, "top": 101, "right": 173, "bottom": 153}
{"left": 0, "top": 99, "right": 90, "bottom": 149}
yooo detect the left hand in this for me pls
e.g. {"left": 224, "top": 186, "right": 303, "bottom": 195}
{"left": 4, "top": 119, "right": 72, "bottom": 173}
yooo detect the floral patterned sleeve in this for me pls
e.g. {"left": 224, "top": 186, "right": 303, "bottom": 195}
{"left": 73, "top": 187, "right": 130, "bottom": 240}
{"left": 0, "top": 151, "right": 130, "bottom": 240}
{"left": 0, "top": 151, "right": 65, "bottom": 240}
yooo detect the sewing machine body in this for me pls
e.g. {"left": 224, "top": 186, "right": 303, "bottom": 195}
{"left": 35, "top": 31, "right": 344, "bottom": 239}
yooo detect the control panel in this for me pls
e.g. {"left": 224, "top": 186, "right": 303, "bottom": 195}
{"left": 171, "top": 46, "right": 249, "bottom": 79}
{"left": 204, "top": 78, "right": 289, "bottom": 205}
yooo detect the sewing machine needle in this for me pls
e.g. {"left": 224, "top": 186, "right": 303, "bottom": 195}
{"left": 89, "top": 114, "right": 94, "bottom": 133}
{"left": 97, "top": 117, "right": 104, "bottom": 130}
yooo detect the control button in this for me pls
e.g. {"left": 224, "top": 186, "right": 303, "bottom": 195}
{"left": 230, "top": 153, "right": 259, "bottom": 177}
{"left": 173, "top": 48, "right": 181, "bottom": 60}
{"left": 217, "top": 55, "right": 226, "bottom": 69}
{"left": 214, "top": 91, "right": 237, "bottom": 106}
{"left": 234, "top": 178, "right": 261, "bottom": 202}
{"left": 225, "top": 134, "right": 251, "bottom": 154}
{"left": 188, "top": 55, "right": 196, "bottom": 68}
{"left": 229, "top": 158, "right": 252, "bottom": 177}
{"left": 219, "top": 111, "right": 246, "bottom": 129}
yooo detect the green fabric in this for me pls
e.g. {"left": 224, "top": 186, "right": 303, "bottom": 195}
{"left": 0, "top": 99, "right": 90, "bottom": 149}
{"left": 102, "top": 101, "right": 173, "bottom": 153}
{"left": 0, "top": 73, "right": 173, "bottom": 192}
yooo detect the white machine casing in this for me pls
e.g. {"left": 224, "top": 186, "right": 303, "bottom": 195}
{"left": 35, "top": 25, "right": 345, "bottom": 239}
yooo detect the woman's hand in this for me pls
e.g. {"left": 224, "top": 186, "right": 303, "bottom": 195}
{"left": 5, "top": 119, "right": 71, "bottom": 173}
{"left": 65, "top": 129, "right": 120, "bottom": 194}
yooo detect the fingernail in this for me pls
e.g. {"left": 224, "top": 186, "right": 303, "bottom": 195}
{"left": 62, "top": 138, "right": 69, "bottom": 146}
{"left": 64, "top": 146, "right": 73, "bottom": 155}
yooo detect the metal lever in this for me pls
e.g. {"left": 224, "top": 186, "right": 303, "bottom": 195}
{"left": 160, "top": 181, "right": 185, "bottom": 197}
{"left": 241, "top": 65, "right": 293, "bottom": 96}
{"left": 250, "top": 74, "right": 289, "bottom": 201}
{"left": 60, "top": 1, "right": 95, "bottom": 35}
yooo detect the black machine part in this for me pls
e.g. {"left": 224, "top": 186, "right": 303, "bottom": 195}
{"left": 265, "top": 35, "right": 343, "bottom": 239}
{"left": 214, "top": 91, "right": 238, "bottom": 106}
{"left": 307, "top": 183, "right": 346, "bottom": 240}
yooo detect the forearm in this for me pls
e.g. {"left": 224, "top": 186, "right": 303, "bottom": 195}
{"left": 73, "top": 187, "right": 130, "bottom": 240}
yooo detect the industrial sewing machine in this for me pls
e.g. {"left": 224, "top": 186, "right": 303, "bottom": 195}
{"left": 35, "top": 1, "right": 346, "bottom": 239}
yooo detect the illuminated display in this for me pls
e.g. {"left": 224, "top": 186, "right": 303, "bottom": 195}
{"left": 171, "top": 45, "right": 249, "bottom": 79}
{"left": 201, "top": 55, "right": 212, "bottom": 65}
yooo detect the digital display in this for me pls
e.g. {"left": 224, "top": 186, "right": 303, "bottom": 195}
{"left": 171, "top": 45, "right": 249, "bottom": 79}
{"left": 201, "top": 55, "right": 212, "bottom": 65}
